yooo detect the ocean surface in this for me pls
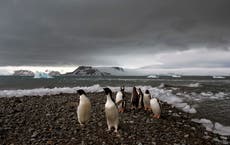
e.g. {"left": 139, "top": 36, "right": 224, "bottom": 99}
{"left": 0, "top": 76, "right": 230, "bottom": 135}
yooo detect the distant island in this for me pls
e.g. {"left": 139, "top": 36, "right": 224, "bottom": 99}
{"left": 64, "top": 66, "right": 111, "bottom": 76}
{"left": 13, "top": 70, "right": 35, "bottom": 76}
{"left": 13, "top": 70, "right": 61, "bottom": 77}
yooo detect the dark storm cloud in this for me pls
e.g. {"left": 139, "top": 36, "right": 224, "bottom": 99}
{"left": 0, "top": 0, "right": 230, "bottom": 66}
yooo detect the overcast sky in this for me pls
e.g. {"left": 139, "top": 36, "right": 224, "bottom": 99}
{"left": 0, "top": 0, "right": 230, "bottom": 72}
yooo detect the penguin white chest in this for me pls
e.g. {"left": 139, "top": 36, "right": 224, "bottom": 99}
{"left": 115, "top": 91, "right": 123, "bottom": 108}
{"left": 115, "top": 91, "right": 123, "bottom": 103}
{"left": 77, "top": 95, "right": 91, "bottom": 125}
{"left": 105, "top": 96, "right": 119, "bottom": 131}
{"left": 150, "top": 98, "right": 161, "bottom": 115}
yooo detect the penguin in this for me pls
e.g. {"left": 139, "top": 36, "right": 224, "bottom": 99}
{"left": 103, "top": 87, "right": 119, "bottom": 133}
{"left": 131, "top": 87, "right": 139, "bottom": 110}
{"left": 137, "top": 88, "right": 144, "bottom": 109}
{"left": 115, "top": 86, "right": 126, "bottom": 113}
{"left": 77, "top": 89, "right": 91, "bottom": 126}
{"left": 143, "top": 90, "right": 151, "bottom": 111}
{"left": 150, "top": 97, "right": 161, "bottom": 119}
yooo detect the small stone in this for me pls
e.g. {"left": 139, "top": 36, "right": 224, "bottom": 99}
{"left": 98, "top": 122, "right": 102, "bottom": 127}
{"left": 191, "top": 127, "right": 196, "bottom": 130}
{"left": 172, "top": 113, "right": 180, "bottom": 117}
{"left": 129, "top": 121, "right": 134, "bottom": 124}
{"left": 220, "top": 136, "right": 227, "bottom": 140}
{"left": 184, "top": 134, "right": 189, "bottom": 138}
{"left": 47, "top": 140, "right": 53, "bottom": 144}
{"left": 146, "top": 119, "right": 150, "bottom": 123}
{"left": 203, "top": 135, "right": 210, "bottom": 139}
{"left": 152, "top": 142, "right": 156, "bottom": 145}
{"left": 138, "top": 142, "right": 142, "bottom": 145}
{"left": 31, "top": 131, "right": 38, "bottom": 138}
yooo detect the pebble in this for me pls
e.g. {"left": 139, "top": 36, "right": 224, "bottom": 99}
{"left": 184, "top": 134, "right": 189, "bottom": 138}
{"left": 98, "top": 122, "right": 103, "bottom": 127}
{"left": 31, "top": 131, "right": 39, "bottom": 138}
{"left": 191, "top": 127, "right": 196, "bottom": 130}
{"left": 220, "top": 136, "right": 228, "bottom": 140}
{"left": 129, "top": 121, "right": 134, "bottom": 124}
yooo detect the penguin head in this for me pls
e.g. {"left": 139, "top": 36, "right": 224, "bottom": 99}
{"left": 138, "top": 88, "right": 142, "bottom": 93}
{"left": 133, "top": 87, "right": 137, "bottom": 93}
{"left": 103, "top": 87, "right": 112, "bottom": 96}
{"left": 120, "top": 86, "right": 125, "bottom": 91}
{"left": 103, "top": 87, "right": 116, "bottom": 103}
{"left": 77, "top": 89, "right": 86, "bottom": 96}
{"left": 145, "top": 90, "right": 150, "bottom": 94}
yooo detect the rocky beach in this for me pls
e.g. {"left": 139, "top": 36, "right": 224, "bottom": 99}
{"left": 0, "top": 92, "right": 229, "bottom": 145}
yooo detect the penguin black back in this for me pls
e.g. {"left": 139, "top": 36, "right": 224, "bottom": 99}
{"left": 120, "top": 86, "right": 126, "bottom": 109}
{"left": 77, "top": 89, "right": 86, "bottom": 96}
{"left": 131, "top": 87, "right": 139, "bottom": 108}
{"left": 138, "top": 88, "right": 144, "bottom": 108}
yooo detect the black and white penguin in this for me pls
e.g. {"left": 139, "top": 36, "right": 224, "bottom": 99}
{"left": 137, "top": 88, "right": 144, "bottom": 109}
{"left": 103, "top": 87, "right": 119, "bottom": 133}
{"left": 131, "top": 87, "right": 139, "bottom": 109}
{"left": 77, "top": 89, "right": 91, "bottom": 126}
{"left": 150, "top": 97, "right": 161, "bottom": 119}
{"left": 143, "top": 90, "right": 151, "bottom": 111}
{"left": 115, "top": 86, "right": 126, "bottom": 113}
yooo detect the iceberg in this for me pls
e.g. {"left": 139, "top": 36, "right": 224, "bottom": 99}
{"left": 34, "top": 71, "right": 53, "bottom": 79}
{"left": 213, "top": 76, "right": 225, "bottom": 79}
{"left": 147, "top": 75, "right": 159, "bottom": 78}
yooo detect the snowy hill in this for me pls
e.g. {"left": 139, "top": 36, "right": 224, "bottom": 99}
{"left": 64, "top": 66, "right": 144, "bottom": 76}
{"left": 65, "top": 66, "right": 111, "bottom": 76}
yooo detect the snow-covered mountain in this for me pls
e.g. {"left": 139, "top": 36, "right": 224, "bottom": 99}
{"left": 64, "top": 66, "right": 144, "bottom": 76}
{"left": 65, "top": 66, "right": 111, "bottom": 76}
{"left": 96, "top": 67, "right": 143, "bottom": 76}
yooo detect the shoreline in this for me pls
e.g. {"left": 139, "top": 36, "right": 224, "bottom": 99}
{"left": 0, "top": 92, "right": 229, "bottom": 144}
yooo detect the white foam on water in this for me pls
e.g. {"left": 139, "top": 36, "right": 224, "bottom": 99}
{"left": 187, "top": 83, "right": 200, "bottom": 87}
{"left": 0, "top": 84, "right": 196, "bottom": 114}
{"left": 192, "top": 118, "right": 230, "bottom": 136}
{"left": 176, "top": 91, "right": 228, "bottom": 102}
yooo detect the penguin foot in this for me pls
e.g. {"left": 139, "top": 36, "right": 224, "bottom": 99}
{"left": 80, "top": 123, "right": 85, "bottom": 127}
{"left": 151, "top": 114, "right": 160, "bottom": 119}
{"left": 106, "top": 127, "right": 111, "bottom": 132}
{"left": 156, "top": 114, "right": 160, "bottom": 119}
